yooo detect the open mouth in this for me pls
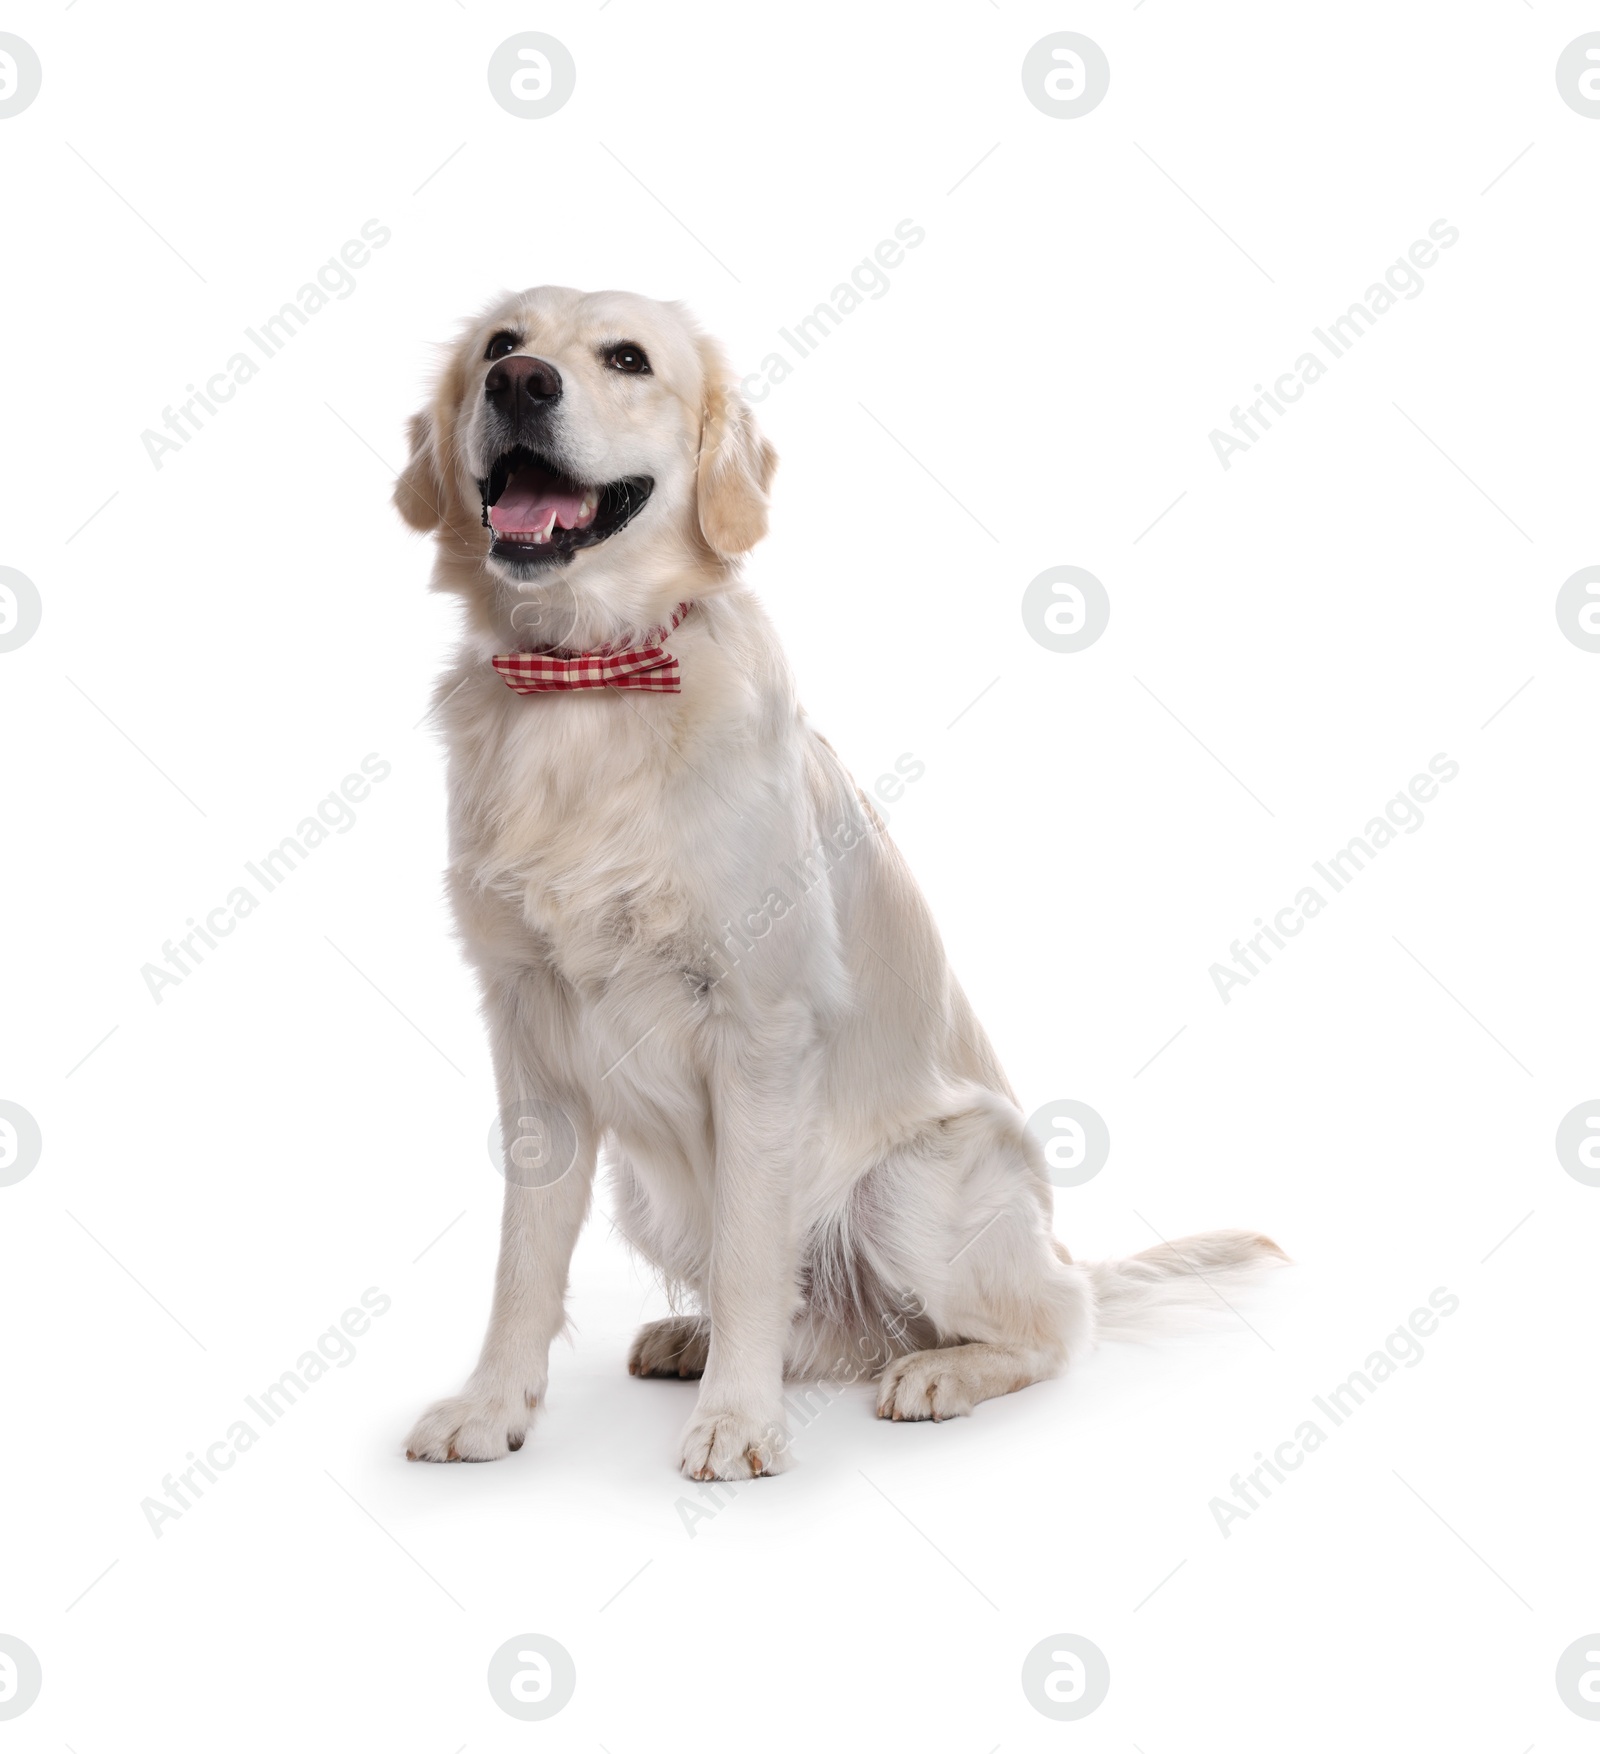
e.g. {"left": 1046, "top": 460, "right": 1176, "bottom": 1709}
{"left": 478, "top": 446, "right": 653, "bottom": 566}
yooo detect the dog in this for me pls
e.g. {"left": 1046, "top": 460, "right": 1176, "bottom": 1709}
{"left": 395, "top": 286, "right": 1283, "bottom": 1481}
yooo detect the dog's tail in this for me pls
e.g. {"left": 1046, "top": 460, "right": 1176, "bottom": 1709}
{"left": 1066, "top": 1229, "right": 1288, "bottom": 1343}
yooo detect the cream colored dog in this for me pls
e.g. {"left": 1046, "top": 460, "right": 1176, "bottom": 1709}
{"left": 396, "top": 287, "right": 1281, "bottom": 1481}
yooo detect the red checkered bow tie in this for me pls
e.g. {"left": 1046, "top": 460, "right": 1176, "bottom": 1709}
{"left": 492, "top": 602, "right": 694, "bottom": 695}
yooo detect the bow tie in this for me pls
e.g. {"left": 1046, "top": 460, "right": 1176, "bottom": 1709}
{"left": 492, "top": 602, "right": 693, "bottom": 695}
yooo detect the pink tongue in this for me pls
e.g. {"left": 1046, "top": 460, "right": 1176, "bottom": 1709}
{"left": 489, "top": 471, "right": 588, "bottom": 535}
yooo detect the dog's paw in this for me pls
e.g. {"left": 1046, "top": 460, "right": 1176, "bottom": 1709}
{"left": 404, "top": 1384, "right": 537, "bottom": 1462}
{"left": 875, "top": 1350, "right": 976, "bottom": 1422}
{"left": 677, "top": 1407, "right": 789, "bottom": 1481}
{"left": 628, "top": 1316, "right": 709, "bottom": 1378}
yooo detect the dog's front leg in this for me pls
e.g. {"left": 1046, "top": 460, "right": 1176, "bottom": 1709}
{"left": 405, "top": 1147, "right": 595, "bottom": 1462}
{"left": 406, "top": 978, "right": 597, "bottom": 1463}
{"left": 678, "top": 1025, "right": 804, "bottom": 1481}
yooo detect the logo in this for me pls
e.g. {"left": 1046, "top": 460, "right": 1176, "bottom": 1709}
{"left": 1555, "top": 1634, "right": 1600, "bottom": 1718}
{"left": 1021, "top": 1632, "right": 1110, "bottom": 1719}
{"left": 1555, "top": 565, "right": 1600, "bottom": 651}
{"left": 1022, "top": 34, "right": 1110, "bottom": 119}
{"left": 1555, "top": 35, "right": 1600, "bottom": 118}
{"left": 1022, "top": 565, "right": 1110, "bottom": 652}
{"left": 1556, "top": 1100, "right": 1600, "bottom": 1186}
{"left": 488, "top": 1098, "right": 580, "bottom": 1188}
{"left": 0, "top": 568, "right": 41, "bottom": 653}
{"left": 488, "top": 34, "right": 577, "bottom": 119}
{"left": 0, "top": 37, "right": 42, "bottom": 120}
{"left": 1025, "top": 1100, "right": 1111, "bottom": 1188}
{"left": 0, "top": 1102, "right": 42, "bottom": 1188}
{"left": 487, "top": 1633, "right": 576, "bottom": 1719}
{"left": 0, "top": 1635, "right": 42, "bottom": 1720}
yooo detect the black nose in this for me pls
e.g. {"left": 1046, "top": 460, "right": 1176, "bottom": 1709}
{"left": 485, "top": 353, "right": 563, "bottom": 415}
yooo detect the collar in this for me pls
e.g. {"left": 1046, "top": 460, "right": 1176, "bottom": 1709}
{"left": 492, "top": 602, "right": 693, "bottom": 695}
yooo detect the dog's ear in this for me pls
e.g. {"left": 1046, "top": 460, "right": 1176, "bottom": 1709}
{"left": 393, "top": 408, "right": 446, "bottom": 533}
{"left": 695, "top": 337, "right": 777, "bottom": 557}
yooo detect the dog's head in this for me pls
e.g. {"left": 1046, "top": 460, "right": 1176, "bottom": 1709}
{"left": 396, "top": 288, "right": 775, "bottom": 623}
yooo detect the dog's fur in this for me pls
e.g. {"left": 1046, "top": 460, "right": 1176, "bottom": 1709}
{"left": 397, "top": 287, "right": 1282, "bottom": 1480}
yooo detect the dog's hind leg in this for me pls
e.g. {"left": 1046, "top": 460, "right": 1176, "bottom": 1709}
{"left": 628, "top": 1316, "right": 709, "bottom": 1378}
{"left": 865, "top": 1094, "right": 1096, "bottom": 1423}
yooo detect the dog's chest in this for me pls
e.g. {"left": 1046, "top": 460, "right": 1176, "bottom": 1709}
{"left": 452, "top": 694, "right": 697, "bottom": 981}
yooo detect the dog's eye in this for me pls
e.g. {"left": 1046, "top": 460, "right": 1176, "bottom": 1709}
{"left": 485, "top": 331, "right": 521, "bottom": 361}
{"left": 603, "top": 343, "right": 651, "bottom": 375}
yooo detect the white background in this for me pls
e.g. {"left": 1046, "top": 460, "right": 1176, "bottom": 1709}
{"left": 2, "top": 2, "right": 1597, "bottom": 1747}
